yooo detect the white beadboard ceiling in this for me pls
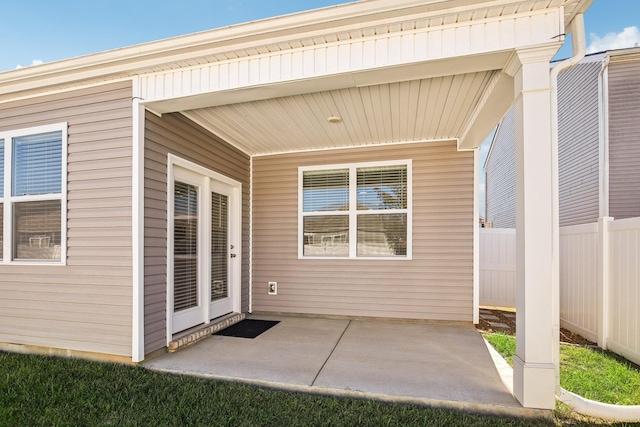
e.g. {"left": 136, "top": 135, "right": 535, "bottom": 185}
{"left": 183, "top": 72, "right": 495, "bottom": 156}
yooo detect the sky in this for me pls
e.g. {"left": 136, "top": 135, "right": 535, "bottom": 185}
{"left": 1, "top": 0, "right": 639, "bottom": 213}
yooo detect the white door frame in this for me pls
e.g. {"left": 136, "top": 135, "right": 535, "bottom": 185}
{"left": 166, "top": 154, "right": 242, "bottom": 342}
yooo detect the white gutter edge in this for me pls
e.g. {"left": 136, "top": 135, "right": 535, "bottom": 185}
{"left": 550, "top": 15, "right": 640, "bottom": 423}
{"left": 597, "top": 56, "right": 611, "bottom": 218}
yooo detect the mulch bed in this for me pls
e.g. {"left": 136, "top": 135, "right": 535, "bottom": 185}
{"left": 476, "top": 308, "right": 596, "bottom": 346}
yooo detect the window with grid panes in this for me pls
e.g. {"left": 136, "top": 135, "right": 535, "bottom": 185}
{"left": 300, "top": 161, "right": 410, "bottom": 258}
{"left": 0, "top": 124, "right": 66, "bottom": 263}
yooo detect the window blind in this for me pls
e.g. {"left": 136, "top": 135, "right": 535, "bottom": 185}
{"left": 303, "top": 169, "right": 348, "bottom": 212}
{"left": 357, "top": 165, "right": 407, "bottom": 210}
{"left": 301, "top": 162, "right": 410, "bottom": 258}
{"left": 303, "top": 215, "right": 349, "bottom": 257}
{"left": 211, "top": 192, "right": 228, "bottom": 302}
{"left": 357, "top": 213, "right": 407, "bottom": 256}
{"left": 174, "top": 181, "right": 198, "bottom": 312}
{"left": 12, "top": 131, "right": 62, "bottom": 197}
{"left": 0, "top": 141, "right": 4, "bottom": 198}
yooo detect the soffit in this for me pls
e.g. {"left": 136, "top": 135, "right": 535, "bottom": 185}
{"left": 133, "top": 0, "right": 582, "bottom": 73}
{"left": 181, "top": 72, "right": 495, "bottom": 156}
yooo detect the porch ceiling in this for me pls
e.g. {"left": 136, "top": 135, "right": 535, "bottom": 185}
{"left": 181, "top": 71, "right": 497, "bottom": 156}
{"left": 133, "top": 0, "right": 590, "bottom": 156}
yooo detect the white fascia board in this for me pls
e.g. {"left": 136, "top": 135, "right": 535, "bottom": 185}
{"left": 0, "top": 0, "right": 467, "bottom": 91}
{"left": 143, "top": 51, "right": 513, "bottom": 114}
{"left": 0, "top": 0, "right": 583, "bottom": 97}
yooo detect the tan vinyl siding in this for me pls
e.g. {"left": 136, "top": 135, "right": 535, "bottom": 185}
{"left": 0, "top": 81, "right": 134, "bottom": 357}
{"left": 252, "top": 141, "right": 474, "bottom": 322}
{"left": 485, "top": 108, "right": 516, "bottom": 228}
{"left": 557, "top": 61, "right": 601, "bottom": 226}
{"left": 143, "top": 113, "right": 250, "bottom": 355}
{"left": 608, "top": 58, "right": 640, "bottom": 220}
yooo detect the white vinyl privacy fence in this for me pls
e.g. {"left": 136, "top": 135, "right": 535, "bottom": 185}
{"left": 479, "top": 228, "right": 516, "bottom": 308}
{"left": 480, "top": 217, "right": 640, "bottom": 365}
{"left": 559, "top": 222, "right": 599, "bottom": 343}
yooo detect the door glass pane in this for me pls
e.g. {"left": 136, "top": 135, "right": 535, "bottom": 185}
{"left": 0, "top": 203, "right": 3, "bottom": 260}
{"left": 174, "top": 181, "right": 198, "bottom": 312}
{"left": 357, "top": 213, "right": 407, "bottom": 257}
{"left": 13, "top": 200, "right": 61, "bottom": 261}
{"left": 0, "top": 140, "right": 4, "bottom": 198}
{"left": 0, "top": 140, "right": 3, "bottom": 260}
{"left": 303, "top": 215, "right": 349, "bottom": 256}
{"left": 211, "top": 192, "right": 228, "bottom": 302}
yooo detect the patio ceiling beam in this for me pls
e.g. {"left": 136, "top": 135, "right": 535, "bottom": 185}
{"left": 143, "top": 51, "right": 512, "bottom": 115}
{"left": 457, "top": 70, "right": 514, "bottom": 150}
{"left": 137, "top": 7, "right": 563, "bottom": 111}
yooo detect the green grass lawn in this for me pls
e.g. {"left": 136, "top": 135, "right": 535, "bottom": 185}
{"left": 0, "top": 351, "right": 556, "bottom": 427}
{"left": 483, "top": 332, "right": 640, "bottom": 406}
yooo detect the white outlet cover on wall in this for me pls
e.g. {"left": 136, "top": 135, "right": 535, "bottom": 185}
{"left": 268, "top": 282, "right": 277, "bottom": 295}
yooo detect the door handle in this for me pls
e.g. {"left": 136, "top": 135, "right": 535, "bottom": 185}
{"left": 230, "top": 254, "right": 237, "bottom": 258}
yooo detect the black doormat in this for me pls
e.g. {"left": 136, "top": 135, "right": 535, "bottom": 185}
{"left": 214, "top": 319, "right": 280, "bottom": 339}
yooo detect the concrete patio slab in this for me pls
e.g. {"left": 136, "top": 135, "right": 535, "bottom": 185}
{"left": 144, "top": 314, "right": 542, "bottom": 418}
{"left": 145, "top": 315, "right": 348, "bottom": 386}
{"left": 313, "top": 320, "right": 518, "bottom": 407}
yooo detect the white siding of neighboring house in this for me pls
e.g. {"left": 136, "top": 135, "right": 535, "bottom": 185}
{"left": 485, "top": 56, "right": 603, "bottom": 228}
{"left": 557, "top": 59, "right": 601, "bottom": 226}
{"left": 484, "top": 108, "right": 516, "bottom": 228}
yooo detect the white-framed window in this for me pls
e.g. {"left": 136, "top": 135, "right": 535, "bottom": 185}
{"left": 1, "top": 123, "right": 67, "bottom": 264}
{"left": 299, "top": 160, "right": 412, "bottom": 259}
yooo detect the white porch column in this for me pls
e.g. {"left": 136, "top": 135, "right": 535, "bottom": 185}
{"left": 507, "top": 46, "right": 561, "bottom": 409}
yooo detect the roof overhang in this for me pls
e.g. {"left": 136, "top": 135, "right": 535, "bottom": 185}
{"left": 0, "top": 0, "right": 593, "bottom": 155}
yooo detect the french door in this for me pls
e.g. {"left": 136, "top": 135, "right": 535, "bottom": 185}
{"left": 169, "top": 161, "right": 240, "bottom": 335}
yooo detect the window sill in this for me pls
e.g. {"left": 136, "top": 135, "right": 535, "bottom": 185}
{"left": 0, "top": 260, "right": 66, "bottom": 266}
